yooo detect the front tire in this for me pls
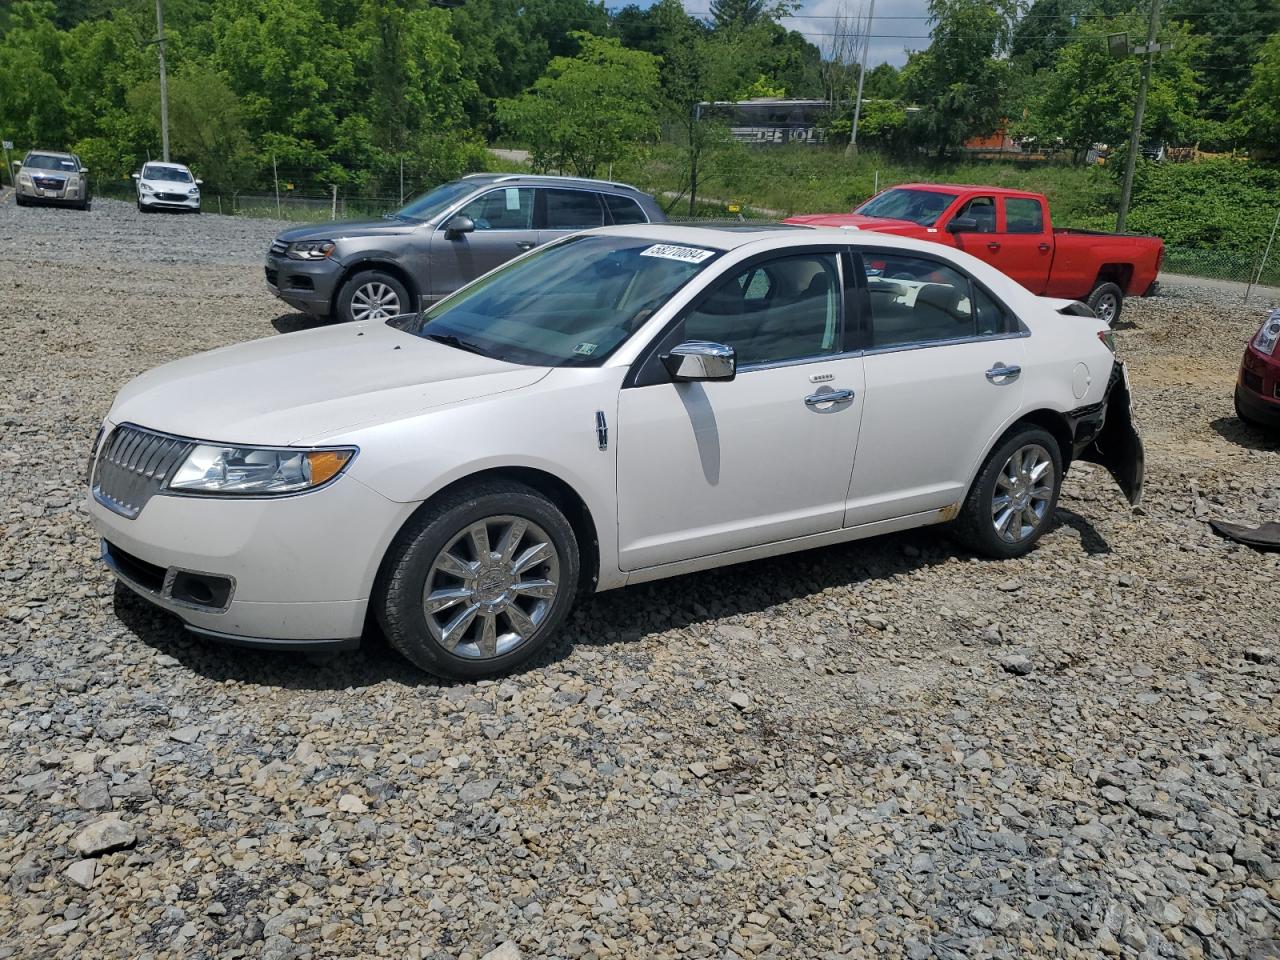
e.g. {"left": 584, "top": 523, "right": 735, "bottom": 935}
{"left": 336, "top": 270, "right": 410, "bottom": 324}
{"left": 376, "top": 480, "right": 581, "bottom": 680}
{"left": 952, "top": 425, "right": 1063, "bottom": 559}
{"left": 1087, "top": 281, "right": 1123, "bottom": 327}
{"left": 15, "top": 194, "right": 28, "bottom": 207}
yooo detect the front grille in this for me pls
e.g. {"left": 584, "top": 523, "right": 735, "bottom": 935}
{"left": 1242, "top": 370, "right": 1263, "bottom": 393}
{"left": 155, "top": 192, "right": 188, "bottom": 202}
{"left": 270, "top": 240, "right": 288, "bottom": 256}
{"left": 103, "top": 540, "right": 166, "bottom": 593}
{"left": 92, "top": 424, "right": 195, "bottom": 519}
{"left": 34, "top": 176, "right": 65, "bottom": 190}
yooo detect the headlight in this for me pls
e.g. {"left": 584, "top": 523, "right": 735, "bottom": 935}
{"left": 140, "top": 182, "right": 155, "bottom": 193}
{"left": 1252, "top": 309, "right": 1280, "bottom": 356}
{"left": 18, "top": 172, "right": 32, "bottom": 186}
{"left": 66, "top": 176, "right": 79, "bottom": 190}
{"left": 286, "top": 240, "right": 336, "bottom": 260}
{"left": 188, "top": 186, "right": 200, "bottom": 196}
{"left": 168, "top": 444, "right": 356, "bottom": 495}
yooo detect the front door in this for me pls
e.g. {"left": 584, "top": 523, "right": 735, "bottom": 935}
{"left": 427, "top": 186, "right": 538, "bottom": 300}
{"left": 847, "top": 250, "right": 1027, "bottom": 526}
{"left": 617, "top": 250, "right": 865, "bottom": 570}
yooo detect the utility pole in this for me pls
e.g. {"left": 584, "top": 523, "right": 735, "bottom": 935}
{"left": 1116, "top": 0, "right": 1160, "bottom": 233}
{"left": 848, "top": 0, "right": 877, "bottom": 157}
{"left": 154, "top": 0, "right": 170, "bottom": 162}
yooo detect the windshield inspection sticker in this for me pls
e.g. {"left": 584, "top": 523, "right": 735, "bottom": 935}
{"left": 640, "top": 244, "right": 715, "bottom": 264}
{"left": 573, "top": 342, "right": 598, "bottom": 356}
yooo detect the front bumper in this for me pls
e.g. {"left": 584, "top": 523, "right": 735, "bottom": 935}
{"left": 16, "top": 180, "right": 87, "bottom": 206}
{"left": 87, "top": 469, "right": 415, "bottom": 646}
{"left": 1236, "top": 344, "right": 1280, "bottom": 427}
{"left": 140, "top": 192, "right": 199, "bottom": 210}
{"left": 265, "top": 255, "right": 340, "bottom": 316}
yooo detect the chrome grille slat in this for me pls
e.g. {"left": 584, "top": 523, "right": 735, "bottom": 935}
{"left": 92, "top": 425, "right": 195, "bottom": 519}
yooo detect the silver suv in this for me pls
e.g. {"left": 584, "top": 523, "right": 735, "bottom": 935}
{"left": 266, "top": 174, "right": 666, "bottom": 323}
{"left": 13, "top": 150, "right": 91, "bottom": 210}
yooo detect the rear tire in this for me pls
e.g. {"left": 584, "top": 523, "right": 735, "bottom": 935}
{"left": 336, "top": 269, "right": 411, "bottom": 324}
{"left": 1087, "top": 281, "right": 1124, "bottom": 327}
{"left": 376, "top": 480, "right": 581, "bottom": 680}
{"left": 952, "top": 425, "right": 1063, "bottom": 559}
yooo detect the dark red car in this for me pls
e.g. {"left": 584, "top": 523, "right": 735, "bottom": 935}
{"left": 1236, "top": 308, "right": 1280, "bottom": 428}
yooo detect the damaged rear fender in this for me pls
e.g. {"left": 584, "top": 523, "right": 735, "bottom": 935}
{"left": 1072, "top": 361, "right": 1145, "bottom": 507}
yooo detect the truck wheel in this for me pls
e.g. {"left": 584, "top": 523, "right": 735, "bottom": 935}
{"left": 15, "top": 194, "right": 27, "bottom": 207}
{"left": 376, "top": 479, "right": 581, "bottom": 679}
{"left": 1087, "top": 282, "right": 1123, "bottom": 327}
{"left": 336, "top": 270, "right": 410, "bottom": 324}
{"left": 951, "top": 425, "right": 1063, "bottom": 560}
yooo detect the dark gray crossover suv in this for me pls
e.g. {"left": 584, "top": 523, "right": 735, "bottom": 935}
{"left": 266, "top": 173, "right": 667, "bottom": 323}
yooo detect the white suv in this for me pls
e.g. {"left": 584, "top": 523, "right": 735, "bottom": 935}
{"left": 133, "top": 161, "right": 202, "bottom": 213}
{"left": 87, "top": 226, "right": 1143, "bottom": 679}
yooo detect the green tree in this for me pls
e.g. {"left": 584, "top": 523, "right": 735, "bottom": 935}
{"left": 1237, "top": 32, "right": 1280, "bottom": 155}
{"left": 709, "top": 0, "right": 769, "bottom": 31}
{"left": 498, "top": 32, "right": 660, "bottom": 176}
{"left": 0, "top": 2, "right": 70, "bottom": 149}
{"left": 1167, "top": 0, "right": 1280, "bottom": 123}
{"left": 901, "top": 0, "right": 1021, "bottom": 157}
{"left": 1021, "top": 16, "right": 1207, "bottom": 160}
{"left": 862, "top": 63, "right": 901, "bottom": 101}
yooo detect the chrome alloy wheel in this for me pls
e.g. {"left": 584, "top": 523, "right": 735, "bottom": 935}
{"left": 422, "top": 515, "right": 560, "bottom": 660}
{"left": 1094, "top": 291, "right": 1118, "bottom": 326}
{"left": 350, "top": 281, "right": 402, "bottom": 322}
{"left": 991, "top": 443, "right": 1055, "bottom": 543}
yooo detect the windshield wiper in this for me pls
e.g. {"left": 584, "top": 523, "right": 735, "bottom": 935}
{"left": 425, "top": 333, "right": 492, "bottom": 358}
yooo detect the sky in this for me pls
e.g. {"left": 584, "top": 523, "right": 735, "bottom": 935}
{"left": 614, "top": 0, "right": 934, "bottom": 68}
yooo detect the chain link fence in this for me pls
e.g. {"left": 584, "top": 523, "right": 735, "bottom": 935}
{"left": 1162, "top": 246, "right": 1280, "bottom": 289}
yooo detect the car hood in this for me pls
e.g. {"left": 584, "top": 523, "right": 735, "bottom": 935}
{"left": 276, "top": 217, "right": 419, "bottom": 243}
{"left": 783, "top": 213, "right": 925, "bottom": 234}
{"left": 107, "top": 322, "right": 550, "bottom": 446}
{"left": 141, "top": 178, "right": 194, "bottom": 191}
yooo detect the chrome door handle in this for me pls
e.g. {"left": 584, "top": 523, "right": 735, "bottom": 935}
{"left": 987, "top": 241, "right": 1002, "bottom": 252}
{"left": 986, "top": 363, "right": 1021, "bottom": 384}
{"left": 805, "top": 389, "right": 855, "bottom": 406}
{"left": 515, "top": 240, "right": 536, "bottom": 250}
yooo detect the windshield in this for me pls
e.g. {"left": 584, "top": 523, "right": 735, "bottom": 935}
{"left": 394, "top": 180, "right": 477, "bottom": 221}
{"left": 26, "top": 154, "right": 77, "bottom": 172}
{"left": 855, "top": 188, "right": 959, "bottom": 226}
{"left": 143, "top": 164, "right": 192, "bottom": 182}
{"left": 397, "top": 235, "right": 722, "bottom": 367}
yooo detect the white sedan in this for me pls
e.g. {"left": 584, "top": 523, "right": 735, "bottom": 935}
{"left": 87, "top": 226, "right": 1143, "bottom": 678}
{"left": 133, "top": 161, "right": 202, "bottom": 213}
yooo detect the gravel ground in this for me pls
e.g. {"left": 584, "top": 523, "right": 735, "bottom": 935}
{"left": 1, "top": 197, "right": 1278, "bottom": 960}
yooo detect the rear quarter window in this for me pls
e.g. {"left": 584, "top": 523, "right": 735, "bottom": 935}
{"left": 604, "top": 194, "right": 649, "bottom": 225}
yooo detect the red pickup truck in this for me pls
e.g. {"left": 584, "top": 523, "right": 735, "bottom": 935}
{"left": 785, "top": 184, "right": 1164, "bottom": 325}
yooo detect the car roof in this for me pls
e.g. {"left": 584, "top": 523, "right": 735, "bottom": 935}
{"left": 26, "top": 150, "right": 76, "bottom": 160}
{"left": 891, "top": 182, "right": 1042, "bottom": 198}
{"left": 143, "top": 161, "right": 192, "bottom": 171}
{"left": 578, "top": 223, "right": 999, "bottom": 258}
{"left": 460, "top": 172, "right": 646, "bottom": 194}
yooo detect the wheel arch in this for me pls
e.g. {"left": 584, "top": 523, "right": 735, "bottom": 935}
{"left": 966, "top": 407, "right": 1075, "bottom": 499}
{"left": 333, "top": 258, "right": 421, "bottom": 315}
{"left": 1093, "top": 264, "right": 1134, "bottom": 295}
{"left": 371, "top": 465, "right": 601, "bottom": 600}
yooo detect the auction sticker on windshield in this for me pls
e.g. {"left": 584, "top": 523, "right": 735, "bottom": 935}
{"left": 640, "top": 244, "right": 715, "bottom": 264}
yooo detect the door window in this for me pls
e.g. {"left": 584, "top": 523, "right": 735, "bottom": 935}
{"left": 455, "top": 187, "right": 534, "bottom": 230}
{"left": 955, "top": 195, "right": 997, "bottom": 233}
{"left": 683, "top": 253, "right": 841, "bottom": 367}
{"left": 543, "top": 189, "right": 605, "bottom": 230}
{"left": 1004, "top": 197, "right": 1045, "bottom": 234}
{"left": 863, "top": 253, "right": 1010, "bottom": 348}
{"left": 604, "top": 193, "right": 649, "bottom": 224}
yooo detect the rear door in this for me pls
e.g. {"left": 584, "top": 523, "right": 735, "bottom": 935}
{"left": 427, "top": 186, "right": 538, "bottom": 299}
{"left": 537, "top": 188, "right": 607, "bottom": 245}
{"left": 845, "top": 249, "right": 1026, "bottom": 526}
{"left": 994, "top": 195, "right": 1053, "bottom": 294}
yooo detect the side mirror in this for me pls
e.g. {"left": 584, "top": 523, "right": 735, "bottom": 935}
{"left": 195, "top": 178, "right": 203, "bottom": 185}
{"left": 662, "top": 340, "right": 736, "bottom": 382}
{"left": 131, "top": 173, "right": 140, "bottom": 180}
{"left": 79, "top": 167, "right": 89, "bottom": 175}
{"left": 444, "top": 214, "right": 475, "bottom": 236}
{"left": 947, "top": 216, "right": 979, "bottom": 234}
{"left": 11, "top": 161, "right": 20, "bottom": 171}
